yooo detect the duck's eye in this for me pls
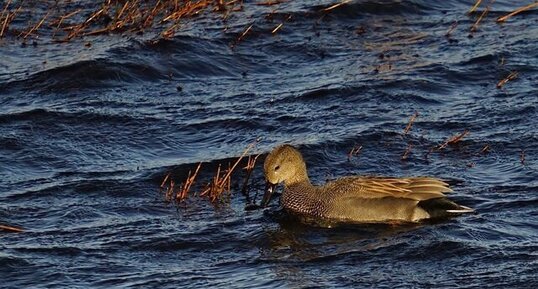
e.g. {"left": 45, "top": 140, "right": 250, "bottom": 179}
{"left": 274, "top": 165, "right": 280, "bottom": 171}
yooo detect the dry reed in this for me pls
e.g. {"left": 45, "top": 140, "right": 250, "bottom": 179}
{"left": 200, "top": 141, "right": 256, "bottom": 202}
{"left": 271, "top": 23, "right": 283, "bottom": 34}
{"left": 241, "top": 154, "right": 261, "bottom": 196}
{"left": 21, "top": 11, "right": 50, "bottom": 39}
{"left": 520, "top": 150, "right": 526, "bottom": 165}
{"left": 470, "top": 0, "right": 494, "bottom": 33}
{"left": 445, "top": 21, "right": 458, "bottom": 38}
{"left": 160, "top": 172, "right": 171, "bottom": 189}
{"left": 479, "top": 144, "right": 490, "bottom": 154}
{"left": 0, "top": 0, "right": 21, "bottom": 38}
{"left": 1, "top": 0, "right": 245, "bottom": 43}
{"left": 403, "top": 111, "right": 419, "bottom": 135}
{"left": 177, "top": 162, "right": 203, "bottom": 202}
{"left": 322, "top": 0, "right": 352, "bottom": 13}
{"left": 497, "top": 2, "right": 538, "bottom": 23}
{"left": 0, "top": 224, "right": 23, "bottom": 233}
{"left": 437, "top": 130, "right": 470, "bottom": 150}
{"left": 256, "top": 0, "right": 287, "bottom": 6}
{"left": 496, "top": 71, "right": 518, "bottom": 89}
{"left": 348, "top": 145, "right": 362, "bottom": 161}
{"left": 468, "top": 0, "right": 483, "bottom": 14}
{"left": 231, "top": 23, "right": 253, "bottom": 47}
{"left": 401, "top": 144, "right": 413, "bottom": 160}
{"left": 162, "top": 140, "right": 259, "bottom": 206}
{"left": 161, "top": 162, "right": 202, "bottom": 203}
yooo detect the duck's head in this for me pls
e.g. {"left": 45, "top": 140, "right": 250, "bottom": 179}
{"left": 261, "top": 145, "right": 309, "bottom": 207}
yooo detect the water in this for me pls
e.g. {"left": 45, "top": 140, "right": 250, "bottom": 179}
{"left": 1, "top": 0, "right": 537, "bottom": 288}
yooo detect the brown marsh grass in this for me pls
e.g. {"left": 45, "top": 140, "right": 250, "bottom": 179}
{"left": 497, "top": 71, "right": 518, "bottom": 89}
{"left": 497, "top": 2, "right": 538, "bottom": 23}
{"left": 0, "top": 224, "right": 23, "bottom": 233}
{"left": 0, "top": 0, "right": 245, "bottom": 42}
{"left": 161, "top": 140, "right": 259, "bottom": 205}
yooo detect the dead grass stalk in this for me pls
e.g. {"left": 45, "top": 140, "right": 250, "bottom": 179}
{"left": 403, "top": 111, "right": 419, "bottom": 135}
{"left": 348, "top": 145, "right": 362, "bottom": 161}
{"left": 496, "top": 71, "right": 518, "bottom": 88}
{"left": 437, "top": 130, "right": 470, "bottom": 150}
{"left": 401, "top": 144, "right": 413, "bottom": 160}
{"left": 468, "top": 0, "right": 483, "bottom": 14}
{"left": 470, "top": 0, "right": 495, "bottom": 33}
{"left": 200, "top": 141, "right": 256, "bottom": 202}
{"left": 0, "top": 224, "right": 23, "bottom": 233}
{"left": 21, "top": 11, "right": 50, "bottom": 39}
{"left": 497, "top": 2, "right": 538, "bottom": 22}
{"left": 241, "top": 154, "right": 261, "bottom": 196}
{"left": 322, "top": 0, "right": 352, "bottom": 13}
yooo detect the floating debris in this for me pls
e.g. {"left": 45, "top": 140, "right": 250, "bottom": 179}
{"left": 401, "top": 144, "right": 413, "bottom": 161}
{"left": 0, "top": 224, "right": 23, "bottom": 233}
{"left": 496, "top": 71, "right": 518, "bottom": 89}
{"left": 322, "top": 0, "right": 352, "bottom": 13}
{"left": 271, "top": 23, "right": 283, "bottom": 34}
{"left": 241, "top": 154, "right": 261, "bottom": 198}
{"left": 403, "top": 111, "right": 419, "bottom": 135}
{"left": 348, "top": 145, "right": 362, "bottom": 161}
{"left": 445, "top": 21, "right": 458, "bottom": 38}
{"left": 0, "top": 0, "right": 21, "bottom": 38}
{"left": 468, "top": 0, "right": 483, "bottom": 14}
{"left": 437, "top": 130, "right": 470, "bottom": 150}
{"left": 256, "top": 0, "right": 287, "bottom": 6}
{"left": 231, "top": 23, "right": 254, "bottom": 47}
{"left": 0, "top": 0, "right": 246, "bottom": 43}
{"left": 497, "top": 2, "right": 538, "bottom": 23}
{"left": 479, "top": 144, "right": 490, "bottom": 154}
{"left": 470, "top": 0, "right": 494, "bottom": 33}
{"left": 20, "top": 11, "right": 50, "bottom": 39}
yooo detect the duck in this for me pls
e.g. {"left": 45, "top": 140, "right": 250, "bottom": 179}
{"left": 261, "top": 144, "right": 473, "bottom": 224}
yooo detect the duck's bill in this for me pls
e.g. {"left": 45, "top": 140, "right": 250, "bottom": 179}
{"left": 261, "top": 181, "right": 277, "bottom": 207}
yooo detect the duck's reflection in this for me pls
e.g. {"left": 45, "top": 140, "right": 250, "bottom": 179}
{"left": 261, "top": 210, "right": 421, "bottom": 260}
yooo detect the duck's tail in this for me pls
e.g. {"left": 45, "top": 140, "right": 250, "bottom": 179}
{"left": 418, "top": 198, "right": 474, "bottom": 219}
{"left": 445, "top": 204, "right": 474, "bottom": 214}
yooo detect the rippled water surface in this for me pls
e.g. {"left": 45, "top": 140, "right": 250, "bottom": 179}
{"left": 1, "top": 0, "right": 537, "bottom": 288}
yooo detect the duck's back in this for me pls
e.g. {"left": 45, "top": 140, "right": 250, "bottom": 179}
{"left": 284, "top": 176, "right": 454, "bottom": 223}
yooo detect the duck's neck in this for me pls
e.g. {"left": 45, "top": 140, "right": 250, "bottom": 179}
{"left": 282, "top": 175, "right": 319, "bottom": 216}
{"left": 280, "top": 161, "right": 322, "bottom": 215}
{"left": 284, "top": 164, "right": 312, "bottom": 187}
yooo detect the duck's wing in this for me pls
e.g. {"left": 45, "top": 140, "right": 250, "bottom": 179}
{"left": 328, "top": 176, "right": 452, "bottom": 201}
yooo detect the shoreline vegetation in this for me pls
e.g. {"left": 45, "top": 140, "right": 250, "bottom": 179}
{"left": 1, "top": 0, "right": 239, "bottom": 42}
{"left": 0, "top": 0, "right": 534, "bottom": 45}
{"left": 161, "top": 139, "right": 261, "bottom": 207}
{"left": 0, "top": 0, "right": 293, "bottom": 45}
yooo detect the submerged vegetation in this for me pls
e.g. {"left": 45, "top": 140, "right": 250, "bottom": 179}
{"left": 160, "top": 139, "right": 261, "bottom": 206}
{"left": 1, "top": 0, "right": 534, "bottom": 46}
{"left": 0, "top": 0, "right": 247, "bottom": 42}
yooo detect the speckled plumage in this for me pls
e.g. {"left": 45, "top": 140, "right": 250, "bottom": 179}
{"left": 263, "top": 145, "right": 473, "bottom": 223}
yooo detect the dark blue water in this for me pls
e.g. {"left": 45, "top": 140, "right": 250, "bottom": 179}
{"left": 1, "top": 1, "right": 537, "bottom": 288}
